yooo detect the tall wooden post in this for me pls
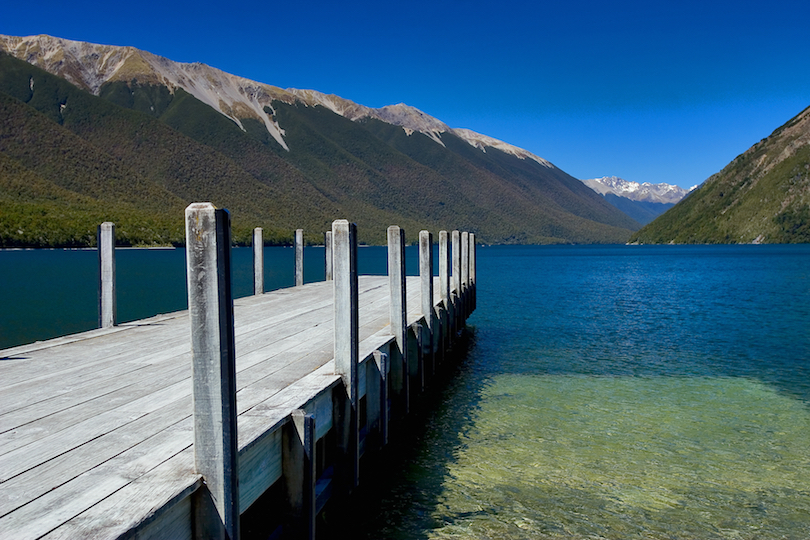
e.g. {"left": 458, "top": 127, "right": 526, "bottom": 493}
{"left": 185, "top": 203, "right": 239, "bottom": 540}
{"left": 97, "top": 222, "right": 116, "bottom": 328}
{"left": 452, "top": 230, "right": 461, "bottom": 331}
{"left": 387, "top": 225, "right": 408, "bottom": 413}
{"left": 419, "top": 231, "right": 434, "bottom": 376}
{"left": 332, "top": 220, "right": 359, "bottom": 489}
{"left": 324, "top": 231, "right": 333, "bottom": 281}
{"left": 452, "top": 230, "right": 461, "bottom": 298}
{"left": 439, "top": 230, "right": 450, "bottom": 307}
{"left": 461, "top": 231, "right": 469, "bottom": 318}
{"left": 295, "top": 229, "right": 304, "bottom": 287}
{"left": 469, "top": 233, "right": 476, "bottom": 311}
{"left": 253, "top": 227, "right": 263, "bottom": 296}
{"left": 439, "top": 230, "right": 452, "bottom": 351}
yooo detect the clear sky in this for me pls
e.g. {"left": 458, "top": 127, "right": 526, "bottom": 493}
{"left": 3, "top": 0, "right": 809, "bottom": 189}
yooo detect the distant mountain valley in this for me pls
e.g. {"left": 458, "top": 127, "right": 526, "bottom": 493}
{"left": 581, "top": 177, "right": 694, "bottom": 225}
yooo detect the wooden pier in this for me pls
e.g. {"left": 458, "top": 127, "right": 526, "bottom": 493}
{"left": 0, "top": 206, "right": 476, "bottom": 540}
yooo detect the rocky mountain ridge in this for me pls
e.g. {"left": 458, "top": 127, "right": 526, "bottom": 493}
{"left": 0, "top": 34, "right": 551, "bottom": 167}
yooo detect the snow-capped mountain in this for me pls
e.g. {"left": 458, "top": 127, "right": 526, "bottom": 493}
{"left": 582, "top": 176, "right": 693, "bottom": 204}
{"left": 0, "top": 34, "right": 552, "bottom": 167}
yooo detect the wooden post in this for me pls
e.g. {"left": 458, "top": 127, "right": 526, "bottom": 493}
{"left": 387, "top": 225, "right": 408, "bottom": 414}
{"left": 461, "top": 231, "right": 469, "bottom": 318}
{"left": 419, "top": 231, "right": 434, "bottom": 376}
{"left": 282, "top": 410, "right": 316, "bottom": 540}
{"left": 97, "top": 222, "right": 116, "bottom": 328}
{"left": 324, "top": 231, "right": 333, "bottom": 281}
{"left": 295, "top": 229, "right": 304, "bottom": 287}
{"left": 253, "top": 227, "right": 263, "bottom": 296}
{"left": 332, "top": 219, "right": 359, "bottom": 489}
{"left": 372, "top": 349, "right": 389, "bottom": 446}
{"left": 469, "top": 233, "right": 476, "bottom": 311}
{"left": 185, "top": 203, "right": 239, "bottom": 540}
{"left": 452, "top": 230, "right": 461, "bottom": 299}
{"left": 452, "top": 230, "right": 461, "bottom": 331}
{"left": 439, "top": 230, "right": 452, "bottom": 350}
{"left": 439, "top": 230, "right": 450, "bottom": 307}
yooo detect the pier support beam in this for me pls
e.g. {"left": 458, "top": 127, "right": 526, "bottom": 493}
{"left": 282, "top": 410, "right": 316, "bottom": 540}
{"left": 185, "top": 203, "right": 239, "bottom": 540}
{"left": 370, "top": 350, "right": 389, "bottom": 446}
{"left": 97, "top": 222, "right": 116, "bottom": 328}
{"left": 419, "top": 231, "right": 434, "bottom": 376}
{"left": 253, "top": 227, "right": 263, "bottom": 296}
{"left": 332, "top": 220, "right": 359, "bottom": 490}
{"left": 295, "top": 229, "right": 304, "bottom": 287}
{"left": 387, "top": 225, "right": 408, "bottom": 414}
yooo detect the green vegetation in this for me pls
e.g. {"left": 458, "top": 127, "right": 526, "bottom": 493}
{"left": 630, "top": 106, "right": 810, "bottom": 244}
{"left": 0, "top": 50, "right": 638, "bottom": 247}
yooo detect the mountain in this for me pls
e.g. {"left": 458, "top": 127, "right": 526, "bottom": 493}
{"left": 0, "top": 34, "right": 639, "bottom": 247}
{"left": 629, "top": 105, "right": 810, "bottom": 244}
{"left": 581, "top": 176, "right": 692, "bottom": 225}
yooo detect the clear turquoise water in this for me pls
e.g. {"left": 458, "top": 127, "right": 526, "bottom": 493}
{"left": 3, "top": 244, "right": 810, "bottom": 539}
{"left": 347, "top": 245, "right": 810, "bottom": 539}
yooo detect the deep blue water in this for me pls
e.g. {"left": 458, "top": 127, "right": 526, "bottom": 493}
{"left": 3, "top": 244, "right": 810, "bottom": 539}
{"left": 0, "top": 245, "right": 421, "bottom": 349}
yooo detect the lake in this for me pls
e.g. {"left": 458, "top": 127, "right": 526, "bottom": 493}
{"left": 339, "top": 244, "right": 810, "bottom": 539}
{"left": 2, "top": 244, "right": 809, "bottom": 539}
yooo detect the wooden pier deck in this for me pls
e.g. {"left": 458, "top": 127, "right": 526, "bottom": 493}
{"left": 0, "top": 216, "right": 476, "bottom": 539}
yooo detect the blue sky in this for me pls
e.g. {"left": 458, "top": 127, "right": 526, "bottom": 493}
{"left": 3, "top": 0, "right": 809, "bottom": 189}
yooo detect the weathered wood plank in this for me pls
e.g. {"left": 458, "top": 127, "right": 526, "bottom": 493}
{"left": 40, "top": 450, "right": 199, "bottom": 540}
{"left": 0, "top": 404, "right": 191, "bottom": 518}
{"left": 0, "top": 420, "right": 193, "bottom": 539}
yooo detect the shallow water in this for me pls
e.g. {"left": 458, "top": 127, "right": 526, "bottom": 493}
{"left": 348, "top": 245, "right": 810, "bottom": 540}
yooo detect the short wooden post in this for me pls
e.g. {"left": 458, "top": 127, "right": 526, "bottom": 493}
{"left": 295, "top": 229, "right": 304, "bottom": 287}
{"left": 185, "top": 203, "right": 239, "bottom": 540}
{"left": 97, "top": 222, "right": 116, "bottom": 328}
{"left": 387, "top": 225, "right": 408, "bottom": 413}
{"left": 324, "top": 231, "right": 333, "bottom": 281}
{"left": 461, "top": 231, "right": 469, "bottom": 318}
{"left": 253, "top": 227, "right": 263, "bottom": 296}
{"left": 372, "top": 349, "right": 389, "bottom": 446}
{"left": 282, "top": 410, "right": 316, "bottom": 540}
{"left": 410, "top": 323, "right": 425, "bottom": 392}
{"left": 332, "top": 220, "right": 359, "bottom": 489}
{"left": 419, "top": 231, "right": 434, "bottom": 376}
